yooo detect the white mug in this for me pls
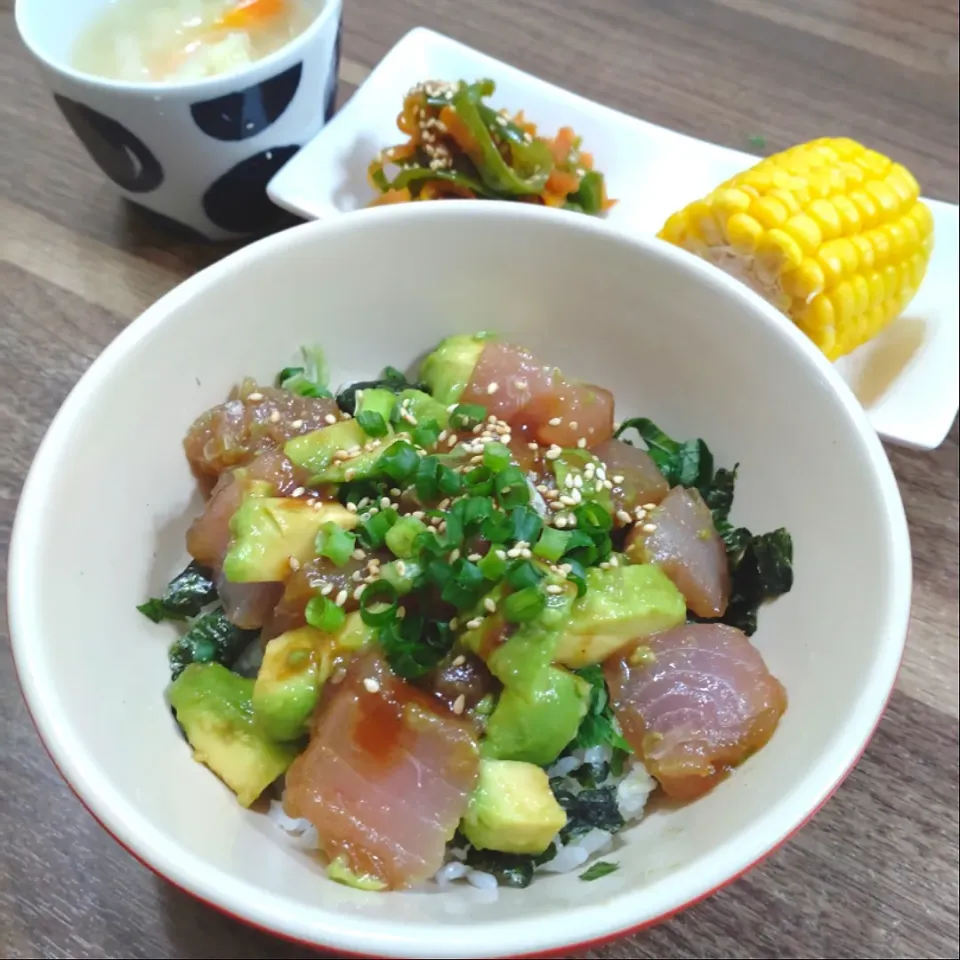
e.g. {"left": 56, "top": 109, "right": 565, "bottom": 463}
{"left": 15, "top": 0, "right": 343, "bottom": 240}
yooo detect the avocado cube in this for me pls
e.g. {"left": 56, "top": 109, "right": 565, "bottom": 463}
{"left": 168, "top": 663, "right": 298, "bottom": 807}
{"left": 222, "top": 498, "right": 357, "bottom": 583}
{"left": 356, "top": 387, "right": 398, "bottom": 423}
{"left": 252, "top": 628, "right": 323, "bottom": 741}
{"left": 397, "top": 388, "right": 450, "bottom": 428}
{"left": 418, "top": 333, "right": 490, "bottom": 407}
{"left": 327, "top": 855, "right": 388, "bottom": 891}
{"left": 481, "top": 666, "right": 591, "bottom": 767}
{"left": 554, "top": 563, "right": 686, "bottom": 668}
{"left": 461, "top": 759, "right": 567, "bottom": 856}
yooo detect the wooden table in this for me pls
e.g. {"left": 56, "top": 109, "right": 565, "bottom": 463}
{"left": 1, "top": 1, "right": 957, "bottom": 958}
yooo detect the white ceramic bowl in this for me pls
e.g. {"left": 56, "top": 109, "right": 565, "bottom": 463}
{"left": 8, "top": 203, "right": 911, "bottom": 960}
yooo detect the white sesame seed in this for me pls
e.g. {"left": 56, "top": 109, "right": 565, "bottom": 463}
{"left": 612, "top": 475, "right": 625, "bottom": 484}
{"left": 603, "top": 479, "right": 614, "bottom": 489}
{"left": 345, "top": 502, "right": 358, "bottom": 513}
{"left": 269, "top": 410, "right": 281, "bottom": 423}
{"left": 411, "top": 511, "right": 425, "bottom": 521}
{"left": 335, "top": 449, "right": 349, "bottom": 460}
{"left": 617, "top": 509, "right": 633, "bottom": 524}
{"left": 379, "top": 496, "right": 391, "bottom": 510}
{"left": 571, "top": 489, "right": 582, "bottom": 503}
{"left": 291, "top": 419, "right": 304, "bottom": 429}
{"left": 521, "top": 548, "right": 533, "bottom": 559}
{"left": 396, "top": 606, "right": 406, "bottom": 620}
{"left": 567, "top": 514, "right": 577, "bottom": 527}
{"left": 345, "top": 468, "right": 357, "bottom": 482}
{"left": 484, "top": 597, "right": 497, "bottom": 613}
{"left": 335, "top": 589, "right": 348, "bottom": 607}
{"left": 548, "top": 417, "right": 563, "bottom": 426}
{"left": 452, "top": 694, "right": 467, "bottom": 716}
{"left": 447, "top": 403, "right": 459, "bottom": 413}
{"left": 352, "top": 548, "right": 366, "bottom": 561}
{"left": 351, "top": 570, "right": 363, "bottom": 582}
{"left": 447, "top": 434, "right": 459, "bottom": 447}
{"left": 545, "top": 584, "right": 564, "bottom": 595}
{"left": 452, "top": 655, "right": 467, "bottom": 667}
{"left": 609, "top": 555, "right": 620, "bottom": 567}
{"left": 643, "top": 523, "right": 658, "bottom": 533}
{"left": 577, "top": 438, "right": 588, "bottom": 449}
{"left": 487, "top": 382, "right": 500, "bottom": 395}
{"left": 466, "top": 617, "right": 484, "bottom": 630}
{"left": 325, "top": 413, "right": 338, "bottom": 425}
{"left": 506, "top": 547, "right": 522, "bottom": 559}
{"left": 564, "top": 474, "right": 575, "bottom": 489}
{"left": 643, "top": 502, "right": 658, "bottom": 511}
{"left": 545, "top": 448, "right": 561, "bottom": 460}
{"left": 450, "top": 617, "right": 459, "bottom": 630}
{"left": 468, "top": 553, "right": 483, "bottom": 562}
{"left": 545, "top": 489, "right": 560, "bottom": 500}
{"left": 560, "top": 495, "right": 577, "bottom": 507}
{"left": 390, "top": 487, "right": 402, "bottom": 497}
{"left": 495, "top": 549, "right": 507, "bottom": 560}
{"left": 363, "top": 678, "right": 381, "bottom": 694}
{"left": 573, "top": 475, "right": 583, "bottom": 489}
{"left": 600, "top": 561, "right": 611, "bottom": 569}
{"left": 555, "top": 516, "right": 568, "bottom": 528}
{"left": 320, "top": 583, "right": 334, "bottom": 596}
{"left": 353, "top": 584, "right": 367, "bottom": 600}
{"left": 288, "top": 556, "right": 301, "bottom": 571}
{"left": 247, "top": 392, "right": 264, "bottom": 401}
{"left": 450, "top": 548, "right": 461, "bottom": 562}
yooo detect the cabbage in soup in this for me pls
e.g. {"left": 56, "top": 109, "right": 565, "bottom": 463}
{"left": 73, "top": 0, "right": 318, "bottom": 83}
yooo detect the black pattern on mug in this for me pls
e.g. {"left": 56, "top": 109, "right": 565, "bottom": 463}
{"left": 190, "top": 63, "right": 303, "bottom": 142}
{"left": 53, "top": 95, "right": 164, "bottom": 193}
{"left": 324, "top": 16, "right": 344, "bottom": 121}
{"left": 202, "top": 145, "right": 299, "bottom": 233}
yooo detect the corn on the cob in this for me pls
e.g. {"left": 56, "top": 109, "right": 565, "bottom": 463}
{"left": 658, "top": 138, "right": 934, "bottom": 360}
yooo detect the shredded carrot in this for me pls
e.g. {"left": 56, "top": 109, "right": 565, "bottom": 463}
{"left": 546, "top": 168, "right": 581, "bottom": 197}
{"left": 550, "top": 127, "right": 577, "bottom": 166}
{"left": 217, "top": 0, "right": 286, "bottom": 29}
{"left": 579, "top": 151, "right": 595, "bottom": 170}
{"left": 439, "top": 105, "right": 479, "bottom": 158}
{"left": 371, "top": 187, "right": 413, "bottom": 206}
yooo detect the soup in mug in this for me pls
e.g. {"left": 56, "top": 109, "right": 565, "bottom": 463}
{"left": 73, "top": 0, "right": 318, "bottom": 83}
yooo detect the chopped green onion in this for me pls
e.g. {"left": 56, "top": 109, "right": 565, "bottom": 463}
{"left": 450, "top": 404, "right": 487, "bottom": 429}
{"left": 385, "top": 516, "right": 428, "bottom": 559}
{"left": 415, "top": 455, "right": 442, "bottom": 501}
{"left": 478, "top": 548, "right": 508, "bottom": 581}
{"left": 442, "top": 509, "right": 465, "bottom": 548}
{"left": 481, "top": 510, "right": 514, "bottom": 544}
{"left": 379, "top": 558, "right": 423, "bottom": 594}
{"left": 359, "top": 580, "right": 399, "bottom": 627}
{"left": 380, "top": 441, "right": 420, "bottom": 483}
{"left": 357, "top": 508, "right": 399, "bottom": 550}
{"left": 305, "top": 595, "right": 346, "bottom": 633}
{"left": 464, "top": 465, "right": 494, "bottom": 496}
{"left": 356, "top": 410, "right": 389, "bottom": 438}
{"left": 510, "top": 506, "right": 543, "bottom": 545}
{"left": 454, "top": 495, "right": 494, "bottom": 530}
{"left": 505, "top": 559, "right": 543, "bottom": 590}
{"left": 278, "top": 365, "right": 304, "bottom": 384}
{"left": 412, "top": 419, "right": 443, "bottom": 449}
{"left": 314, "top": 522, "right": 356, "bottom": 567}
{"left": 494, "top": 466, "right": 530, "bottom": 508}
{"left": 502, "top": 586, "right": 547, "bottom": 623}
{"left": 379, "top": 612, "right": 453, "bottom": 679}
{"left": 534, "top": 527, "right": 573, "bottom": 562}
{"left": 565, "top": 557, "right": 588, "bottom": 597}
{"left": 575, "top": 501, "right": 613, "bottom": 532}
{"left": 441, "top": 559, "right": 487, "bottom": 609}
{"left": 438, "top": 464, "right": 463, "bottom": 497}
{"left": 483, "top": 441, "right": 512, "bottom": 472}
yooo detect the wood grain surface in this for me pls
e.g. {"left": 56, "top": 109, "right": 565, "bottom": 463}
{"left": 1, "top": 1, "right": 958, "bottom": 958}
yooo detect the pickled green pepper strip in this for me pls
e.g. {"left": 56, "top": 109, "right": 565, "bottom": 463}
{"left": 448, "top": 83, "right": 553, "bottom": 196}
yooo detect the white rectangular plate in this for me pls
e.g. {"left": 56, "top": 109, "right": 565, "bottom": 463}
{"left": 268, "top": 27, "right": 959, "bottom": 450}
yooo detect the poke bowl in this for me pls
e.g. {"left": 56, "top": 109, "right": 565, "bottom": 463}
{"left": 8, "top": 201, "right": 911, "bottom": 959}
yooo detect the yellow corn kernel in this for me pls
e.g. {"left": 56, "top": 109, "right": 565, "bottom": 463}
{"left": 655, "top": 137, "right": 934, "bottom": 360}
{"left": 725, "top": 213, "right": 764, "bottom": 254}
{"left": 782, "top": 258, "right": 826, "bottom": 301}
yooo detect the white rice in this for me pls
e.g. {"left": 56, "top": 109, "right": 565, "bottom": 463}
{"left": 266, "top": 748, "right": 657, "bottom": 897}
